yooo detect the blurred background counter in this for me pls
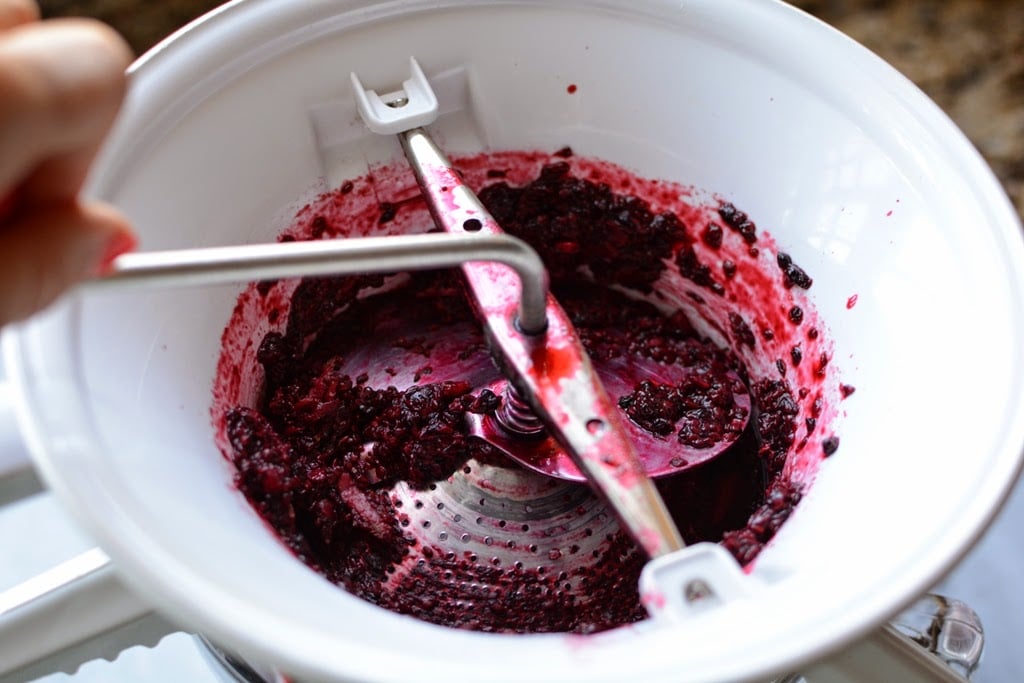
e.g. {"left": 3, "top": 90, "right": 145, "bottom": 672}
{"left": 38, "top": 0, "right": 1023, "bottom": 218}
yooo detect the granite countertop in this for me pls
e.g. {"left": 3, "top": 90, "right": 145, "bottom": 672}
{"left": 795, "top": 0, "right": 1023, "bottom": 219}
{"left": 39, "top": 0, "right": 1023, "bottom": 219}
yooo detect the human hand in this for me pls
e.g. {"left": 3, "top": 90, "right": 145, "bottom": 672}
{"left": 0, "top": 0, "right": 135, "bottom": 327}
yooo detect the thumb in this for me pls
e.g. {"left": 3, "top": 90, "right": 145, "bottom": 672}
{"left": 0, "top": 200, "right": 135, "bottom": 326}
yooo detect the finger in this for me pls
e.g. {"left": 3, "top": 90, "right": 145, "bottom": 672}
{"left": 0, "top": 200, "right": 135, "bottom": 326}
{"left": 0, "top": 18, "right": 132, "bottom": 201}
{"left": 0, "top": 0, "right": 38, "bottom": 32}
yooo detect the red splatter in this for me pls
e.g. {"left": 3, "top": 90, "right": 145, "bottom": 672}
{"left": 846, "top": 294, "right": 858, "bottom": 309}
{"left": 530, "top": 343, "right": 576, "bottom": 383}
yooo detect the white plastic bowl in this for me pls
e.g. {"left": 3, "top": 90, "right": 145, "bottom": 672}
{"left": 5, "top": 1, "right": 1024, "bottom": 682}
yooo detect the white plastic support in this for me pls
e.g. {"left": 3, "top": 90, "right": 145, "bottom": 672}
{"left": 0, "top": 548, "right": 169, "bottom": 681}
{"left": 350, "top": 57, "right": 439, "bottom": 135}
{"left": 0, "top": 366, "right": 167, "bottom": 679}
{"left": 638, "top": 542, "right": 755, "bottom": 623}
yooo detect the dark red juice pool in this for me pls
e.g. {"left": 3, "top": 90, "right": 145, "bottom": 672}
{"left": 213, "top": 149, "right": 845, "bottom": 634}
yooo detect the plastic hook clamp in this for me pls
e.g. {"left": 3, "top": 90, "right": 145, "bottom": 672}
{"left": 350, "top": 57, "right": 440, "bottom": 135}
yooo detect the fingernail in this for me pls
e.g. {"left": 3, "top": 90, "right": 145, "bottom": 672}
{"left": 95, "top": 230, "right": 137, "bottom": 276}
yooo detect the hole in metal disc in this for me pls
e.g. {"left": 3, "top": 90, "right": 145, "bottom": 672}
{"left": 463, "top": 218, "right": 483, "bottom": 232}
{"left": 586, "top": 418, "right": 606, "bottom": 435}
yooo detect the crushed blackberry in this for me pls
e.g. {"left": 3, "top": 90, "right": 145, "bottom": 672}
{"left": 618, "top": 370, "right": 748, "bottom": 449}
{"left": 479, "top": 162, "right": 678, "bottom": 292}
{"left": 729, "top": 312, "right": 757, "bottom": 349}
{"left": 718, "top": 202, "right": 758, "bottom": 244}
{"left": 222, "top": 156, "right": 820, "bottom": 635}
{"left": 702, "top": 223, "right": 724, "bottom": 249}
{"left": 777, "top": 252, "right": 814, "bottom": 289}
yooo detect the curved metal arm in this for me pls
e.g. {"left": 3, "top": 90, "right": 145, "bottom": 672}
{"left": 398, "top": 126, "right": 684, "bottom": 558}
{"left": 88, "top": 232, "right": 549, "bottom": 335}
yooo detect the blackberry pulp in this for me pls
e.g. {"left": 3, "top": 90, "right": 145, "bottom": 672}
{"left": 215, "top": 150, "right": 844, "bottom": 634}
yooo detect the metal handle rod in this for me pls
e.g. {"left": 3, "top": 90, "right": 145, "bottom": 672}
{"left": 86, "top": 232, "right": 549, "bottom": 333}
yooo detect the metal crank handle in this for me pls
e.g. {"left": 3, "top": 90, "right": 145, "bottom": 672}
{"left": 90, "top": 232, "right": 549, "bottom": 333}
